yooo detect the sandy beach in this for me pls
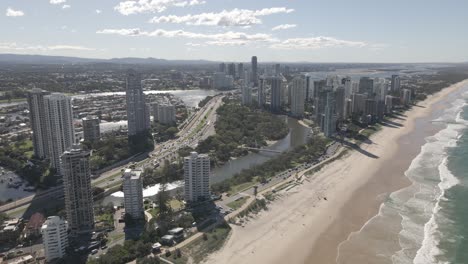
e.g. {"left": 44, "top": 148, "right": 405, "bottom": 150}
{"left": 203, "top": 80, "right": 468, "bottom": 264}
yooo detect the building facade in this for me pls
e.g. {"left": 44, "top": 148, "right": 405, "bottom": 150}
{"left": 241, "top": 83, "right": 252, "bottom": 106}
{"left": 290, "top": 76, "right": 306, "bottom": 117}
{"left": 324, "top": 92, "right": 337, "bottom": 137}
{"left": 126, "top": 69, "right": 150, "bottom": 136}
{"left": 61, "top": 145, "right": 94, "bottom": 234}
{"left": 42, "top": 216, "right": 68, "bottom": 262}
{"left": 44, "top": 93, "right": 75, "bottom": 174}
{"left": 154, "top": 103, "right": 176, "bottom": 125}
{"left": 82, "top": 116, "right": 100, "bottom": 143}
{"left": 27, "top": 88, "right": 51, "bottom": 159}
{"left": 122, "top": 169, "right": 144, "bottom": 220}
{"left": 184, "top": 152, "right": 210, "bottom": 203}
{"left": 270, "top": 77, "right": 282, "bottom": 112}
{"left": 251, "top": 56, "right": 258, "bottom": 86}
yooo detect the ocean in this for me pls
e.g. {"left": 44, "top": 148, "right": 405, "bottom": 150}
{"left": 336, "top": 82, "right": 468, "bottom": 264}
{"left": 390, "top": 84, "right": 468, "bottom": 263}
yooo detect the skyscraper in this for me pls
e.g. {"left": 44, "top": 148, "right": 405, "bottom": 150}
{"left": 42, "top": 216, "right": 68, "bottom": 262}
{"left": 122, "top": 169, "right": 144, "bottom": 220}
{"left": 237, "top": 63, "right": 244, "bottom": 80}
{"left": 218, "top": 63, "right": 226, "bottom": 73}
{"left": 184, "top": 152, "right": 210, "bottom": 203}
{"left": 228, "top": 63, "right": 236, "bottom": 78}
{"left": 343, "top": 77, "right": 353, "bottom": 99}
{"left": 334, "top": 87, "right": 346, "bottom": 121}
{"left": 391, "top": 75, "right": 401, "bottom": 94}
{"left": 126, "top": 69, "right": 150, "bottom": 137}
{"left": 257, "top": 77, "right": 265, "bottom": 107}
{"left": 359, "top": 77, "right": 374, "bottom": 95}
{"left": 305, "top": 75, "right": 311, "bottom": 102}
{"left": 241, "top": 83, "right": 252, "bottom": 106}
{"left": 275, "top": 63, "right": 281, "bottom": 76}
{"left": 61, "top": 145, "right": 94, "bottom": 234}
{"left": 44, "top": 93, "right": 75, "bottom": 174}
{"left": 27, "top": 88, "right": 50, "bottom": 159}
{"left": 270, "top": 77, "right": 282, "bottom": 112}
{"left": 290, "top": 76, "right": 306, "bottom": 117}
{"left": 251, "top": 56, "right": 258, "bottom": 87}
{"left": 324, "top": 92, "right": 337, "bottom": 138}
{"left": 82, "top": 116, "right": 100, "bottom": 143}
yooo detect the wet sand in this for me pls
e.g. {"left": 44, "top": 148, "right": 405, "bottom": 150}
{"left": 203, "top": 80, "right": 468, "bottom": 264}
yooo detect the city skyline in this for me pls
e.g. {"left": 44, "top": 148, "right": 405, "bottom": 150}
{"left": 1, "top": 0, "right": 468, "bottom": 63}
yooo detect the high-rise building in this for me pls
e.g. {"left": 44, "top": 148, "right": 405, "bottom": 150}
{"left": 218, "top": 63, "right": 226, "bottom": 73}
{"left": 257, "top": 78, "right": 265, "bottom": 107}
{"left": 44, "top": 93, "right": 75, "bottom": 174}
{"left": 61, "top": 145, "right": 94, "bottom": 234}
{"left": 351, "top": 93, "right": 367, "bottom": 118}
{"left": 343, "top": 77, "right": 352, "bottom": 99}
{"left": 227, "top": 63, "right": 236, "bottom": 78}
{"left": 241, "top": 83, "right": 252, "bottom": 106}
{"left": 359, "top": 77, "right": 374, "bottom": 95}
{"left": 334, "top": 87, "right": 346, "bottom": 121}
{"left": 305, "top": 75, "right": 311, "bottom": 102}
{"left": 251, "top": 56, "right": 258, "bottom": 87}
{"left": 275, "top": 63, "right": 281, "bottom": 76}
{"left": 391, "top": 75, "right": 401, "bottom": 93}
{"left": 314, "top": 90, "right": 328, "bottom": 125}
{"left": 212, "top": 72, "right": 234, "bottom": 90}
{"left": 154, "top": 103, "right": 176, "bottom": 125}
{"left": 126, "top": 69, "right": 150, "bottom": 137}
{"left": 184, "top": 152, "right": 210, "bottom": 203}
{"left": 122, "top": 169, "right": 144, "bottom": 220}
{"left": 42, "top": 216, "right": 68, "bottom": 262}
{"left": 270, "top": 77, "right": 282, "bottom": 112}
{"left": 82, "top": 116, "right": 100, "bottom": 143}
{"left": 27, "top": 88, "right": 51, "bottom": 159}
{"left": 237, "top": 63, "right": 244, "bottom": 80}
{"left": 324, "top": 92, "right": 337, "bottom": 137}
{"left": 290, "top": 76, "right": 306, "bottom": 117}
{"left": 402, "top": 89, "right": 412, "bottom": 105}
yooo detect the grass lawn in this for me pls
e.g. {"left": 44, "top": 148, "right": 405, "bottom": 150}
{"left": 96, "top": 213, "right": 114, "bottom": 225}
{"left": 169, "top": 199, "right": 184, "bottom": 210}
{"left": 227, "top": 178, "right": 258, "bottom": 196}
{"left": 148, "top": 208, "right": 160, "bottom": 218}
{"left": 226, "top": 196, "right": 248, "bottom": 210}
{"left": 163, "top": 224, "right": 231, "bottom": 264}
{"left": 0, "top": 98, "right": 27, "bottom": 104}
{"left": 108, "top": 233, "right": 125, "bottom": 243}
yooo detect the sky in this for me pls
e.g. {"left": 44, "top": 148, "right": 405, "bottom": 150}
{"left": 1, "top": 0, "right": 468, "bottom": 63}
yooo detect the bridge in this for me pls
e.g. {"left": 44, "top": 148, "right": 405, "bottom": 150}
{"left": 239, "top": 146, "right": 282, "bottom": 153}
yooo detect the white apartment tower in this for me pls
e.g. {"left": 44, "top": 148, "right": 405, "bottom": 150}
{"left": 27, "top": 88, "right": 51, "bottom": 159}
{"left": 126, "top": 69, "right": 150, "bottom": 136}
{"left": 42, "top": 216, "right": 69, "bottom": 262}
{"left": 44, "top": 93, "right": 75, "bottom": 174}
{"left": 184, "top": 152, "right": 210, "bottom": 203}
{"left": 61, "top": 145, "right": 94, "bottom": 234}
{"left": 290, "top": 76, "right": 306, "bottom": 117}
{"left": 122, "top": 169, "right": 144, "bottom": 220}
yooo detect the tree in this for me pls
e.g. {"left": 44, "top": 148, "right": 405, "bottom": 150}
{"left": 137, "top": 256, "right": 161, "bottom": 264}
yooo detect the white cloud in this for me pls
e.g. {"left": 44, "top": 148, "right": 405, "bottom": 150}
{"left": 115, "top": 0, "right": 206, "bottom": 15}
{"left": 50, "top": 0, "right": 66, "bottom": 4}
{"left": 96, "top": 28, "right": 277, "bottom": 46}
{"left": 270, "top": 37, "right": 367, "bottom": 50}
{"left": 0, "top": 42, "right": 95, "bottom": 51}
{"left": 185, "top": 42, "right": 204, "bottom": 47}
{"left": 271, "top": 24, "right": 296, "bottom": 31}
{"left": 149, "top": 7, "right": 294, "bottom": 26}
{"left": 62, "top": 5, "right": 71, "bottom": 9}
{"left": 96, "top": 9, "right": 102, "bottom": 14}
{"left": 6, "top": 8, "right": 24, "bottom": 17}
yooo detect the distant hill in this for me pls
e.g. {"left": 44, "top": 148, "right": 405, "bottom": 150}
{"left": 0, "top": 54, "right": 216, "bottom": 65}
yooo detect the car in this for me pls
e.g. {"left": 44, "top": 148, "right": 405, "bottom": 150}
{"left": 101, "top": 245, "right": 108, "bottom": 250}
{"left": 91, "top": 249, "right": 98, "bottom": 255}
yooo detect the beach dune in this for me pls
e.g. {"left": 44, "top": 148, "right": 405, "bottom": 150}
{"left": 203, "top": 80, "right": 468, "bottom": 264}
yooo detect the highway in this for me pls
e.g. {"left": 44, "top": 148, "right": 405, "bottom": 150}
{"left": 1, "top": 95, "right": 224, "bottom": 217}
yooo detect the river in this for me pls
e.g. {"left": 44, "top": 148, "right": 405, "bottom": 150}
{"left": 100, "top": 116, "right": 310, "bottom": 206}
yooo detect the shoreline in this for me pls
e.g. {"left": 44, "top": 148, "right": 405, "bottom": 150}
{"left": 203, "top": 79, "right": 468, "bottom": 264}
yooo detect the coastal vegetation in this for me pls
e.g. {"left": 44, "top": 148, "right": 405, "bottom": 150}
{"left": 196, "top": 99, "right": 289, "bottom": 164}
{"left": 211, "top": 134, "right": 330, "bottom": 194}
{"left": 198, "top": 95, "right": 213, "bottom": 108}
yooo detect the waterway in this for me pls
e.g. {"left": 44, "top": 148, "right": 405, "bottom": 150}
{"left": 100, "top": 116, "right": 310, "bottom": 206}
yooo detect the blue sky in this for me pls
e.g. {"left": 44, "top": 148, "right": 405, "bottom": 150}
{"left": 1, "top": 0, "right": 467, "bottom": 62}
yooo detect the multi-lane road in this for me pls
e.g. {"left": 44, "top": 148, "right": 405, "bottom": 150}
{"left": 1, "top": 95, "right": 224, "bottom": 217}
